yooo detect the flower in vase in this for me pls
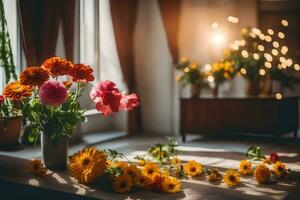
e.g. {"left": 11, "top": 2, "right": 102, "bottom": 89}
{"left": 42, "top": 57, "right": 73, "bottom": 77}
{"left": 19, "top": 66, "right": 49, "bottom": 87}
{"left": 3, "top": 81, "right": 32, "bottom": 101}
{"left": 0, "top": 95, "right": 4, "bottom": 105}
{"left": 38, "top": 80, "right": 67, "bottom": 106}
{"left": 120, "top": 93, "right": 139, "bottom": 111}
{"left": 69, "top": 64, "right": 94, "bottom": 82}
{"left": 90, "top": 81, "right": 123, "bottom": 116}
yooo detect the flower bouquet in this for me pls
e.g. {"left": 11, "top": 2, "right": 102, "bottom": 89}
{"left": 3, "top": 57, "right": 138, "bottom": 170}
{"left": 175, "top": 58, "right": 208, "bottom": 98}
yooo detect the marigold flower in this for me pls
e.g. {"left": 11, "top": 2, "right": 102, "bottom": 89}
{"left": 28, "top": 159, "right": 47, "bottom": 175}
{"left": 273, "top": 161, "right": 286, "bottom": 177}
{"left": 113, "top": 174, "right": 133, "bottom": 193}
{"left": 134, "top": 174, "right": 151, "bottom": 188}
{"left": 42, "top": 57, "right": 73, "bottom": 77}
{"left": 69, "top": 64, "right": 94, "bottom": 82}
{"left": 38, "top": 80, "right": 68, "bottom": 106}
{"left": 123, "top": 164, "right": 140, "bottom": 179}
{"left": 239, "top": 160, "right": 253, "bottom": 175}
{"left": 3, "top": 81, "right": 32, "bottom": 101}
{"left": 19, "top": 66, "right": 49, "bottom": 86}
{"left": 161, "top": 176, "right": 181, "bottom": 193}
{"left": 69, "top": 147, "right": 107, "bottom": 184}
{"left": 223, "top": 169, "right": 240, "bottom": 187}
{"left": 142, "top": 162, "right": 160, "bottom": 178}
{"left": 184, "top": 160, "right": 202, "bottom": 177}
{"left": 254, "top": 164, "right": 271, "bottom": 184}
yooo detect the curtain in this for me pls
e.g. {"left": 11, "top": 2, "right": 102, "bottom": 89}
{"left": 158, "top": 0, "right": 182, "bottom": 62}
{"left": 18, "top": 0, "right": 75, "bottom": 66}
{"left": 110, "top": 0, "right": 141, "bottom": 134}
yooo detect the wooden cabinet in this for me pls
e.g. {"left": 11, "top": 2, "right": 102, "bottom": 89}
{"left": 180, "top": 96, "right": 299, "bottom": 142}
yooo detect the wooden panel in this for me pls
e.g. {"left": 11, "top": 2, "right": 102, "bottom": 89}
{"left": 180, "top": 97, "right": 299, "bottom": 139}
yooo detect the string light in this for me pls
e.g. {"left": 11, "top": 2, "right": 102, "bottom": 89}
{"left": 264, "top": 53, "right": 273, "bottom": 62}
{"left": 264, "top": 62, "right": 272, "bottom": 68}
{"left": 275, "top": 92, "right": 283, "bottom": 100}
{"left": 184, "top": 67, "right": 189, "bottom": 73}
{"left": 253, "top": 53, "right": 259, "bottom": 60}
{"left": 281, "top": 19, "right": 288, "bottom": 27}
{"left": 227, "top": 16, "right": 239, "bottom": 23}
{"left": 252, "top": 28, "right": 261, "bottom": 35}
{"left": 281, "top": 46, "right": 288, "bottom": 55}
{"left": 207, "top": 75, "right": 214, "bottom": 82}
{"left": 278, "top": 32, "right": 285, "bottom": 39}
{"left": 271, "top": 49, "right": 278, "bottom": 56}
{"left": 265, "top": 35, "right": 272, "bottom": 42}
{"left": 204, "top": 64, "right": 212, "bottom": 71}
{"left": 272, "top": 41, "right": 279, "bottom": 48}
{"left": 259, "top": 69, "right": 266, "bottom": 76}
{"left": 212, "top": 31, "right": 226, "bottom": 46}
{"left": 241, "top": 50, "right": 249, "bottom": 58}
{"left": 267, "top": 29, "right": 274, "bottom": 35}
{"left": 294, "top": 64, "right": 300, "bottom": 71}
{"left": 286, "top": 58, "right": 293, "bottom": 67}
{"left": 258, "top": 45, "right": 265, "bottom": 51}
{"left": 259, "top": 34, "right": 265, "bottom": 40}
{"left": 240, "top": 68, "right": 247, "bottom": 75}
{"left": 279, "top": 57, "right": 286, "bottom": 63}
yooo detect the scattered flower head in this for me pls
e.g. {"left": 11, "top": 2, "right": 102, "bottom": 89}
{"left": 223, "top": 169, "right": 240, "bottom": 187}
{"left": 28, "top": 159, "right": 47, "bottom": 175}
{"left": 254, "top": 164, "right": 271, "bottom": 184}
{"left": 184, "top": 160, "right": 202, "bottom": 177}
{"left": 113, "top": 174, "right": 133, "bottom": 193}
{"left": 161, "top": 176, "right": 181, "bottom": 193}
{"left": 273, "top": 161, "right": 286, "bottom": 177}
{"left": 239, "top": 160, "right": 253, "bottom": 175}
{"left": 270, "top": 153, "right": 279, "bottom": 163}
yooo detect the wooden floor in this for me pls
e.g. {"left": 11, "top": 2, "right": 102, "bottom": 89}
{"left": 0, "top": 133, "right": 300, "bottom": 200}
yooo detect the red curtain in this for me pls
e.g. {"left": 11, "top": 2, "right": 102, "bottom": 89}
{"left": 110, "top": 0, "right": 141, "bottom": 134}
{"left": 18, "top": 0, "right": 75, "bottom": 66}
{"left": 158, "top": 0, "right": 183, "bottom": 62}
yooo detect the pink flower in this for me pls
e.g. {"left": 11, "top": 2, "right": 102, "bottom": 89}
{"left": 270, "top": 153, "right": 279, "bottom": 163}
{"left": 38, "top": 80, "right": 68, "bottom": 106}
{"left": 90, "top": 81, "right": 122, "bottom": 116}
{"left": 0, "top": 95, "right": 4, "bottom": 105}
{"left": 120, "top": 93, "right": 139, "bottom": 110}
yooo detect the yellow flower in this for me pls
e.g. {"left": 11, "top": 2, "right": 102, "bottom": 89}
{"left": 254, "top": 164, "right": 271, "bottom": 184}
{"left": 28, "top": 159, "right": 47, "bottom": 175}
{"left": 69, "top": 147, "right": 107, "bottom": 184}
{"left": 171, "top": 157, "right": 182, "bottom": 165}
{"left": 162, "top": 176, "right": 181, "bottom": 193}
{"left": 113, "top": 174, "right": 133, "bottom": 193}
{"left": 142, "top": 162, "right": 160, "bottom": 178}
{"left": 239, "top": 160, "right": 253, "bottom": 175}
{"left": 190, "top": 63, "right": 198, "bottom": 69}
{"left": 134, "top": 174, "right": 151, "bottom": 188}
{"left": 208, "top": 169, "right": 222, "bottom": 181}
{"left": 273, "top": 161, "right": 286, "bottom": 177}
{"left": 223, "top": 169, "right": 240, "bottom": 187}
{"left": 138, "top": 159, "right": 146, "bottom": 166}
{"left": 124, "top": 164, "right": 140, "bottom": 179}
{"left": 184, "top": 160, "right": 202, "bottom": 177}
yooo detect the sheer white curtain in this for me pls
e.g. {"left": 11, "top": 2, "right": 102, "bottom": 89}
{"left": 1, "top": 0, "right": 20, "bottom": 93}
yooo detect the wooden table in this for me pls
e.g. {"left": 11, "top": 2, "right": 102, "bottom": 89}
{"left": 180, "top": 96, "right": 299, "bottom": 142}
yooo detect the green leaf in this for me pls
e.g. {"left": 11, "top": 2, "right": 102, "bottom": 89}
{"left": 246, "top": 146, "right": 266, "bottom": 160}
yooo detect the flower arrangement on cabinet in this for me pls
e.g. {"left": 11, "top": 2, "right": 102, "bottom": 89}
{"left": 175, "top": 58, "right": 208, "bottom": 97}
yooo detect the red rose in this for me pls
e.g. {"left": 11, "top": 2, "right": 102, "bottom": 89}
{"left": 270, "top": 153, "right": 279, "bottom": 163}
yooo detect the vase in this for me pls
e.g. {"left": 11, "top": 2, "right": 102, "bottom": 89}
{"left": 190, "top": 84, "right": 200, "bottom": 98}
{"left": 0, "top": 116, "right": 22, "bottom": 149}
{"left": 41, "top": 134, "right": 68, "bottom": 170}
{"left": 261, "top": 75, "right": 273, "bottom": 96}
{"left": 246, "top": 79, "right": 261, "bottom": 96}
{"left": 212, "top": 85, "right": 219, "bottom": 98}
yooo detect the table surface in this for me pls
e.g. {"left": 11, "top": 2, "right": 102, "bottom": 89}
{"left": 0, "top": 153, "right": 299, "bottom": 199}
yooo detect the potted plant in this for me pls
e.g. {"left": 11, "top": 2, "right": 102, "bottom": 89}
{"left": 175, "top": 58, "right": 207, "bottom": 98}
{"left": 7, "top": 57, "right": 139, "bottom": 170}
{"left": 207, "top": 60, "right": 236, "bottom": 97}
{"left": 0, "top": 93, "right": 23, "bottom": 148}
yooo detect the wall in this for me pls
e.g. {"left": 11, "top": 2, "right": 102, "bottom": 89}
{"left": 135, "top": 0, "right": 258, "bottom": 135}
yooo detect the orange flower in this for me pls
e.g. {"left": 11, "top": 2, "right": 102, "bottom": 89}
{"left": 42, "top": 57, "right": 73, "bottom": 77}
{"left": 69, "top": 64, "right": 94, "bottom": 82}
{"left": 254, "top": 164, "right": 271, "bottom": 184}
{"left": 3, "top": 81, "right": 32, "bottom": 101}
{"left": 20, "top": 66, "right": 49, "bottom": 86}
